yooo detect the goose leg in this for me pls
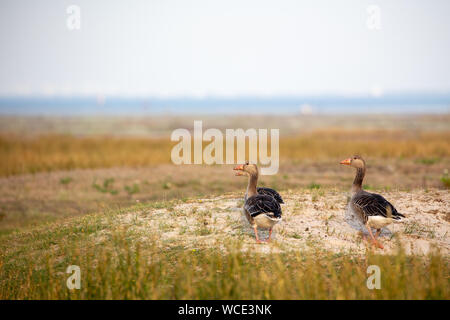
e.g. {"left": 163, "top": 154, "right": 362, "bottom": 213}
{"left": 375, "top": 229, "right": 381, "bottom": 239}
{"left": 358, "top": 231, "right": 367, "bottom": 240}
{"left": 266, "top": 228, "right": 273, "bottom": 242}
{"left": 366, "top": 225, "right": 384, "bottom": 249}
{"left": 253, "top": 225, "right": 263, "bottom": 244}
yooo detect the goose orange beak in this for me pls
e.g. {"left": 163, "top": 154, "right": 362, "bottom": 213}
{"left": 340, "top": 158, "right": 352, "bottom": 165}
{"left": 233, "top": 164, "right": 245, "bottom": 176}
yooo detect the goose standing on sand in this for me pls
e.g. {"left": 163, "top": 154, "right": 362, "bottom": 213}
{"left": 233, "top": 162, "right": 283, "bottom": 243}
{"left": 340, "top": 155, "right": 405, "bottom": 249}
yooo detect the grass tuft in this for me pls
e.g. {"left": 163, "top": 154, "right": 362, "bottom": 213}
{"left": 441, "top": 170, "right": 450, "bottom": 188}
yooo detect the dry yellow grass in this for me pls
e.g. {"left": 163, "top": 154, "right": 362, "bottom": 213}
{"left": 0, "top": 134, "right": 172, "bottom": 176}
{"left": 1, "top": 130, "right": 449, "bottom": 177}
{"left": 281, "top": 130, "right": 450, "bottom": 160}
{"left": 0, "top": 200, "right": 448, "bottom": 299}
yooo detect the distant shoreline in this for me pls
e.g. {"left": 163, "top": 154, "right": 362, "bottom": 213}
{"left": 0, "top": 94, "right": 449, "bottom": 115}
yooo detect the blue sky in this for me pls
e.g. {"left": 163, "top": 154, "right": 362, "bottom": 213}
{"left": 1, "top": 0, "right": 450, "bottom": 97}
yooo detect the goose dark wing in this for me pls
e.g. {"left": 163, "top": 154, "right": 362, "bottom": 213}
{"left": 244, "top": 194, "right": 282, "bottom": 218}
{"left": 257, "top": 187, "right": 284, "bottom": 204}
{"left": 353, "top": 192, "right": 404, "bottom": 220}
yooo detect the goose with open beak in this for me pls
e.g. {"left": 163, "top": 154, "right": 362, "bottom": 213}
{"left": 233, "top": 161, "right": 283, "bottom": 243}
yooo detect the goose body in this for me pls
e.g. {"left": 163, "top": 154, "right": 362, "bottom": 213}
{"left": 244, "top": 187, "right": 284, "bottom": 204}
{"left": 234, "top": 162, "right": 283, "bottom": 243}
{"left": 244, "top": 194, "right": 282, "bottom": 229}
{"left": 350, "top": 190, "right": 404, "bottom": 229}
{"left": 341, "top": 155, "right": 405, "bottom": 249}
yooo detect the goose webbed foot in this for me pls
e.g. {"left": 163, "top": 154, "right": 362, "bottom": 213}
{"left": 370, "top": 240, "right": 384, "bottom": 249}
{"left": 366, "top": 225, "right": 384, "bottom": 249}
{"left": 373, "top": 229, "right": 384, "bottom": 248}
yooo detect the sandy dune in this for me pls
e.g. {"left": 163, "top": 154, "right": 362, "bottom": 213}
{"left": 114, "top": 188, "right": 449, "bottom": 257}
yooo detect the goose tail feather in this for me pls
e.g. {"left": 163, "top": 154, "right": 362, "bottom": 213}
{"left": 386, "top": 205, "right": 405, "bottom": 222}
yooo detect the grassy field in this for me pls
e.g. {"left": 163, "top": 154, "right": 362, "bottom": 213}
{"left": 0, "top": 199, "right": 448, "bottom": 299}
{"left": 0, "top": 130, "right": 449, "bottom": 177}
{"left": 0, "top": 130, "right": 448, "bottom": 232}
{"left": 0, "top": 115, "right": 449, "bottom": 299}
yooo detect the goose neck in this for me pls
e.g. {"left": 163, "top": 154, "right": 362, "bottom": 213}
{"left": 246, "top": 173, "right": 258, "bottom": 198}
{"left": 352, "top": 167, "right": 365, "bottom": 193}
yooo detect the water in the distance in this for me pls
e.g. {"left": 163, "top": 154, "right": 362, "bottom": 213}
{"left": 0, "top": 94, "right": 449, "bottom": 115}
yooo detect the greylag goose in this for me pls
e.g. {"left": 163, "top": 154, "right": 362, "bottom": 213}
{"left": 340, "top": 155, "right": 405, "bottom": 249}
{"left": 234, "top": 162, "right": 283, "bottom": 243}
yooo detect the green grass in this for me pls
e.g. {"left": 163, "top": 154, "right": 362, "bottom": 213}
{"left": 403, "top": 221, "right": 436, "bottom": 239}
{"left": 416, "top": 157, "right": 441, "bottom": 165}
{"left": 307, "top": 182, "right": 321, "bottom": 190}
{"left": 0, "top": 203, "right": 448, "bottom": 300}
{"left": 290, "top": 232, "right": 302, "bottom": 239}
{"left": 92, "top": 178, "right": 119, "bottom": 195}
{"left": 124, "top": 184, "right": 140, "bottom": 196}
{"left": 441, "top": 170, "right": 450, "bottom": 188}
{"left": 59, "top": 177, "right": 73, "bottom": 185}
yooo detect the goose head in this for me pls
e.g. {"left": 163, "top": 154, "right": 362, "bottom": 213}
{"left": 340, "top": 155, "right": 366, "bottom": 169}
{"left": 233, "top": 161, "right": 258, "bottom": 177}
